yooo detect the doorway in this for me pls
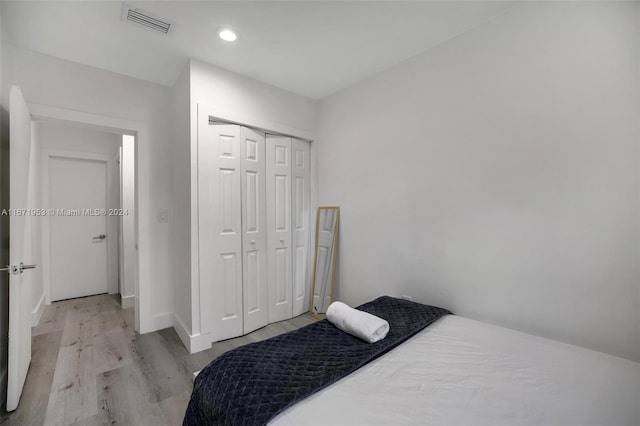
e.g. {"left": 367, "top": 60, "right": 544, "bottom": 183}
{"left": 4, "top": 98, "right": 151, "bottom": 412}
{"left": 29, "top": 102, "right": 153, "bottom": 336}
{"left": 38, "top": 121, "right": 133, "bottom": 306}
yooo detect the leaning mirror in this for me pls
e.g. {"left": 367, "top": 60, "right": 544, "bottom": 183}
{"left": 310, "top": 206, "right": 340, "bottom": 318}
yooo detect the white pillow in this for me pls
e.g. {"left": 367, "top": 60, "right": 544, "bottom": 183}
{"left": 326, "top": 301, "right": 389, "bottom": 343}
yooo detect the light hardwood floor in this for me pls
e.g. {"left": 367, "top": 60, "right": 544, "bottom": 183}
{"left": 1, "top": 294, "right": 316, "bottom": 426}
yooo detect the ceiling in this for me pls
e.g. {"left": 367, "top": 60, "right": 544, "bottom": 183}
{"left": 2, "top": 1, "right": 513, "bottom": 99}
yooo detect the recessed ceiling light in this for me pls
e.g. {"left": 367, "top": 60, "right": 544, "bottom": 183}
{"left": 219, "top": 29, "right": 237, "bottom": 42}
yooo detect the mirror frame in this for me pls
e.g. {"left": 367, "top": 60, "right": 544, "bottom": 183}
{"left": 309, "top": 206, "right": 340, "bottom": 319}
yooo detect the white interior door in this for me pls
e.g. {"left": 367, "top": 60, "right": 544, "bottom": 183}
{"left": 241, "top": 127, "right": 268, "bottom": 334}
{"left": 49, "top": 156, "right": 108, "bottom": 301}
{"left": 198, "top": 115, "right": 243, "bottom": 341}
{"left": 7, "top": 86, "right": 34, "bottom": 412}
{"left": 266, "top": 135, "right": 293, "bottom": 323}
{"left": 291, "top": 139, "right": 311, "bottom": 316}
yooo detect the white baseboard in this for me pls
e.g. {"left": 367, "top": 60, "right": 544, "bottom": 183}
{"left": 31, "top": 292, "right": 46, "bottom": 327}
{"left": 150, "top": 311, "right": 173, "bottom": 331}
{"left": 121, "top": 295, "right": 135, "bottom": 309}
{"left": 189, "top": 333, "right": 214, "bottom": 354}
{"left": 0, "top": 367, "right": 6, "bottom": 410}
{"left": 173, "top": 313, "right": 212, "bottom": 354}
{"left": 173, "top": 313, "right": 191, "bottom": 349}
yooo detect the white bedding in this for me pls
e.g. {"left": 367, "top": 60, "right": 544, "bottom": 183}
{"left": 271, "top": 315, "right": 640, "bottom": 426}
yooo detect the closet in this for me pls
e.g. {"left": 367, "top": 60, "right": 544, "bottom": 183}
{"left": 198, "top": 114, "right": 311, "bottom": 343}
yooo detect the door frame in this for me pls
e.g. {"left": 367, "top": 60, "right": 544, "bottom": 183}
{"left": 29, "top": 103, "right": 151, "bottom": 333}
{"left": 41, "top": 149, "right": 117, "bottom": 302}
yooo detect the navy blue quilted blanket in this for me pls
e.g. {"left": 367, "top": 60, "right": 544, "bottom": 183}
{"left": 183, "top": 296, "right": 451, "bottom": 426}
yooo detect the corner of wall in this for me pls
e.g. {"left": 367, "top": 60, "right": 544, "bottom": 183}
{"left": 173, "top": 312, "right": 212, "bottom": 354}
{"left": 150, "top": 311, "right": 173, "bottom": 331}
{"left": 173, "top": 312, "right": 191, "bottom": 348}
{"left": 171, "top": 62, "right": 193, "bottom": 335}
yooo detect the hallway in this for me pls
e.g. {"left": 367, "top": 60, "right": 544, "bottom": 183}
{"left": 1, "top": 294, "right": 315, "bottom": 425}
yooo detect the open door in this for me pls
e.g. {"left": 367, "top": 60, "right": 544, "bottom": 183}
{"left": 5, "top": 86, "right": 35, "bottom": 411}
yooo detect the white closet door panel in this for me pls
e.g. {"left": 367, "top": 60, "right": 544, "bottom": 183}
{"left": 241, "top": 127, "right": 268, "bottom": 335}
{"left": 274, "top": 247, "right": 288, "bottom": 302}
{"left": 291, "top": 139, "right": 311, "bottom": 316}
{"left": 198, "top": 116, "right": 243, "bottom": 342}
{"left": 267, "top": 135, "right": 293, "bottom": 323}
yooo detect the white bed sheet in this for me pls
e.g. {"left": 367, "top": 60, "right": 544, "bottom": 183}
{"left": 271, "top": 315, "right": 640, "bottom": 426}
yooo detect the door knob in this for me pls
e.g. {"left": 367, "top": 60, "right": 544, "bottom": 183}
{"left": 250, "top": 240, "right": 256, "bottom": 245}
{"left": 93, "top": 234, "right": 106, "bottom": 240}
{"left": 279, "top": 237, "right": 284, "bottom": 243}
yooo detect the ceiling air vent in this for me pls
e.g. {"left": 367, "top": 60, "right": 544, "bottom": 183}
{"left": 121, "top": 4, "right": 175, "bottom": 36}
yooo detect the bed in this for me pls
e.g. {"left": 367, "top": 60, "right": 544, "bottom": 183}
{"left": 185, "top": 297, "right": 640, "bottom": 426}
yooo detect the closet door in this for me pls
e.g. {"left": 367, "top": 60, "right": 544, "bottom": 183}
{"left": 241, "top": 127, "right": 268, "bottom": 334}
{"left": 198, "top": 118, "right": 243, "bottom": 342}
{"left": 291, "top": 139, "right": 311, "bottom": 316}
{"left": 266, "top": 135, "right": 293, "bottom": 323}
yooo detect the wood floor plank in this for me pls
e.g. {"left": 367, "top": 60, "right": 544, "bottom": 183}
{"left": 92, "top": 328, "right": 133, "bottom": 374}
{"left": 44, "top": 343, "right": 97, "bottom": 424}
{"left": 96, "top": 365, "right": 165, "bottom": 425}
{"left": 244, "top": 325, "right": 280, "bottom": 343}
{"left": 1, "top": 331, "right": 63, "bottom": 426}
{"left": 128, "top": 332, "right": 193, "bottom": 404}
{"left": 90, "top": 308, "right": 123, "bottom": 336}
{"left": 157, "top": 390, "right": 192, "bottom": 426}
{"left": 45, "top": 296, "right": 105, "bottom": 424}
{"left": 120, "top": 308, "right": 136, "bottom": 338}
{"left": 156, "top": 328, "right": 212, "bottom": 378}
{"left": 204, "top": 337, "right": 240, "bottom": 362}
{"left": 270, "top": 320, "right": 299, "bottom": 333}
{"left": 2, "top": 295, "right": 317, "bottom": 426}
{"left": 67, "top": 413, "right": 107, "bottom": 426}
{"left": 32, "top": 303, "right": 67, "bottom": 337}
{"left": 290, "top": 314, "right": 316, "bottom": 328}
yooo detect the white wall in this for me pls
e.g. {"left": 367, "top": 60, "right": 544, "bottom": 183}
{"left": 317, "top": 2, "right": 640, "bottom": 361}
{"left": 190, "top": 60, "right": 317, "bottom": 138}
{"left": 171, "top": 65, "right": 191, "bottom": 336}
{"left": 37, "top": 121, "right": 121, "bottom": 304}
{"left": 1, "top": 44, "right": 175, "bottom": 332}
{"left": 172, "top": 59, "right": 317, "bottom": 351}
{"left": 121, "top": 135, "right": 135, "bottom": 308}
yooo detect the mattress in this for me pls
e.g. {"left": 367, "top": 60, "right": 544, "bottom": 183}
{"left": 271, "top": 315, "right": 640, "bottom": 426}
